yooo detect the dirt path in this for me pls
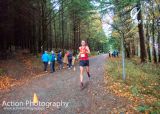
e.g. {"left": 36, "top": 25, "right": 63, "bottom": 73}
{"left": 0, "top": 54, "right": 129, "bottom": 114}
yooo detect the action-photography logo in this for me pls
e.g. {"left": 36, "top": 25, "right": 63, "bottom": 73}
{"left": 1, "top": 100, "right": 70, "bottom": 111}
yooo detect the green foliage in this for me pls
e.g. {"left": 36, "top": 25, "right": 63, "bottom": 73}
{"left": 112, "top": 0, "right": 140, "bottom": 11}
{"left": 89, "top": 51, "right": 98, "bottom": 56}
{"left": 136, "top": 105, "right": 150, "bottom": 112}
{"left": 136, "top": 102, "right": 160, "bottom": 114}
{"left": 131, "top": 85, "right": 139, "bottom": 96}
{"left": 108, "top": 36, "right": 121, "bottom": 51}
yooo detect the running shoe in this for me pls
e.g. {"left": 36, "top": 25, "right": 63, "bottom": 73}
{"left": 80, "top": 82, "right": 83, "bottom": 88}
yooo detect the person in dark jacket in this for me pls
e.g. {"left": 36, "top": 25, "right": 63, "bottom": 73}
{"left": 112, "top": 50, "right": 116, "bottom": 57}
{"left": 41, "top": 51, "right": 49, "bottom": 72}
{"left": 57, "top": 50, "right": 63, "bottom": 70}
{"left": 67, "top": 50, "right": 73, "bottom": 69}
{"left": 116, "top": 50, "right": 119, "bottom": 57}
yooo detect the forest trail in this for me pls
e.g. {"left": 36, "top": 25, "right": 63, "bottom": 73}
{"left": 0, "top": 54, "right": 129, "bottom": 114}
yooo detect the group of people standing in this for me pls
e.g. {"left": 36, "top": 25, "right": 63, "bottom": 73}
{"left": 109, "top": 50, "right": 119, "bottom": 57}
{"left": 41, "top": 50, "right": 73, "bottom": 73}
{"left": 41, "top": 50, "right": 56, "bottom": 73}
{"left": 41, "top": 40, "right": 91, "bottom": 88}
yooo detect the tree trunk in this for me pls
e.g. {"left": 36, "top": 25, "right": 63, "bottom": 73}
{"left": 137, "top": 3, "right": 147, "bottom": 62}
{"left": 125, "top": 44, "right": 130, "bottom": 58}
{"left": 158, "top": 19, "right": 160, "bottom": 63}
{"left": 61, "top": 0, "right": 64, "bottom": 50}
{"left": 158, "top": 31, "right": 160, "bottom": 63}
{"left": 152, "top": 19, "right": 157, "bottom": 63}
{"left": 158, "top": 7, "right": 160, "bottom": 63}
{"left": 146, "top": 22, "right": 151, "bottom": 62}
{"left": 53, "top": 19, "right": 57, "bottom": 49}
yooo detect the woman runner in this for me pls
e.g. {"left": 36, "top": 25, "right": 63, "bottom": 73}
{"left": 78, "top": 40, "right": 91, "bottom": 88}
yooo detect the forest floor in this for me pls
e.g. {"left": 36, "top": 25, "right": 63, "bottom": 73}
{"left": 0, "top": 54, "right": 136, "bottom": 114}
{"left": 105, "top": 57, "right": 160, "bottom": 114}
{"left": 0, "top": 50, "right": 45, "bottom": 90}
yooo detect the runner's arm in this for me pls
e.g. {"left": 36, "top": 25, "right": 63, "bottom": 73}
{"left": 86, "top": 46, "right": 90, "bottom": 54}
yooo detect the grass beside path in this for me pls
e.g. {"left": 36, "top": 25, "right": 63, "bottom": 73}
{"left": 105, "top": 57, "right": 160, "bottom": 114}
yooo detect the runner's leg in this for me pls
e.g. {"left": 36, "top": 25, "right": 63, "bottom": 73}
{"left": 80, "top": 66, "right": 84, "bottom": 86}
{"left": 86, "top": 66, "right": 91, "bottom": 78}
